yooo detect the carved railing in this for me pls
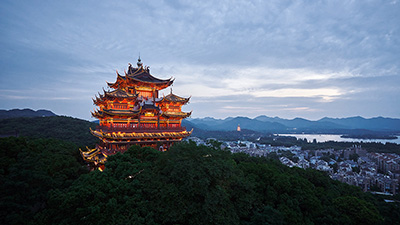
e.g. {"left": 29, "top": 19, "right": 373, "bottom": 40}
{"left": 96, "top": 125, "right": 186, "bottom": 133}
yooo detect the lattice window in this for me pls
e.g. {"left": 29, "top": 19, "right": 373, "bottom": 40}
{"left": 138, "top": 91, "right": 153, "bottom": 98}
{"left": 114, "top": 103, "right": 128, "bottom": 109}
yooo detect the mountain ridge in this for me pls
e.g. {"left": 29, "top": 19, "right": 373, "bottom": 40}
{"left": 0, "top": 108, "right": 56, "bottom": 119}
{"left": 186, "top": 115, "right": 400, "bottom": 133}
{"left": 1, "top": 108, "right": 399, "bottom": 133}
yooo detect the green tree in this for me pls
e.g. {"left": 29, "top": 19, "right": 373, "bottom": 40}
{"left": 3, "top": 139, "right": 394, "bottom": 225}
{"left": 349, "top": 153, "right": 360, "bottom": 162}
{"left": 36, "top": 145, "right": 160, "bottom": 225}
{"left": 151, "top": 142, "right": 240, "bottom": 225}
{"left": 352, "top": 166, "right": 360, "bottom": 173}
{"left": 333, "top": 196, "right": 382, "bottom": 225}
{"left": 0, "top": 137, "right": 87, "bottom": 225}
{"left": 332, "top": 163, "right": 339, "bottom": 173}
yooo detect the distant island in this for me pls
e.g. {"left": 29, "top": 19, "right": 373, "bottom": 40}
{"left": 340, "top": 134, "right": 398, "bottom": 140}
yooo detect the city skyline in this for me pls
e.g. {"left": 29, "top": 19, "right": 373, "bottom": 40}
{"left": 1, "top": 0, "right": 399, "bottom": 121}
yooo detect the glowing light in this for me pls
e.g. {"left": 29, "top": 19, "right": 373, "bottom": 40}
{"left": 85, "top": 60, "right": 192, "bottom": 164}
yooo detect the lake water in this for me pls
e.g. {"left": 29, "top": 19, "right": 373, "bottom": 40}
{"left": 278, "top": 134, "right": 400, "bottom": 145}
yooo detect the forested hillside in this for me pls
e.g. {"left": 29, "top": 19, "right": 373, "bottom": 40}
{"left": 0, "top": 108, "right": 56, "bottom": 119}
{"left": 0, "top": 137, "right": 89, "bottom": 224}
{"left": 0, "top": 116, "right": 98, "bottom": 147}
{"left": 1, "top": 138, "right": 399, "bottom": 225}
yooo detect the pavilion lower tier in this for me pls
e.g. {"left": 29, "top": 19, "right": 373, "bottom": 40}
{"left": 81, "top": 133, "right": 190, "bottom": 164}
{"left": 90, "top": 127, "right": 192, "bottom": 152}
{"left": 97, "top": 139, "right": 181, "bottom": 155}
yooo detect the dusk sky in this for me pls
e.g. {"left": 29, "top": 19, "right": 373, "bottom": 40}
{"left": 1, "top": 0, "right": 399, "bottom": 121}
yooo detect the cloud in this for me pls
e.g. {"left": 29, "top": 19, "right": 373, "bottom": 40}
{"left": 164, "top": 64, "right": 352, "bottom": 102}
{"left": 249, "top": 88, "right": 342, "bottom": 100}
{"left": 0, "top": 0, "right": 399, "bottom": 120}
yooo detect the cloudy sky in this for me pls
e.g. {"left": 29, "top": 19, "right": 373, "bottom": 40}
{"left": 1, "top": 0, "right": 399, "bottom": 120}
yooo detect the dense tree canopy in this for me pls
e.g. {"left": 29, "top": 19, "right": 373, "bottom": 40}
{"left": 0, "top": 137, "right": 88, "bottom": 224}
{"left": 1, "top": 137, "right": 399, "bottom": 225}
{"left": 0, "top": 116, "right": 98, "bottom": 147}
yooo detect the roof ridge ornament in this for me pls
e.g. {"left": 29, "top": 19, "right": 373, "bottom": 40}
{"left": 137, "top": 54, "right": 143, "bottom": 68}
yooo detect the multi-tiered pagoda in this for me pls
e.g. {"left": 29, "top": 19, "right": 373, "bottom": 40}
{"left": 80, "top": 58, "right": 192, "bottom": 165}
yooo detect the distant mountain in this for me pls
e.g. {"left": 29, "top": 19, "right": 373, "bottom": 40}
{"left": 0, "top": 108, "right": 56, "bottom": 119}
{"left": 254, "top": 115, "right": 345, "bottom": 130}
{"left": 318, "top": 116, "right": 400, "bottom": 131}
{"left": 182, "top": 119, "right": 272, "bottom": 141}
{"left": 181, "top": 119, "right": 197, "bottom": 131}
{"left": 215, "top": 116, "right": 287, "bottom": 132}
{"left": 186, "top": 115, "right": 400, "bottom": 133}
{"left": 187, "top": 116, "right": 286, "bottom": 132}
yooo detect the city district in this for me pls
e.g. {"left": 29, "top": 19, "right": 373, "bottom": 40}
{"left": 188, "top": 136, "right": 400, "bottom": 196}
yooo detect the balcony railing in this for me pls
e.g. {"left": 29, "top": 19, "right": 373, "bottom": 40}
{"left": 96, "top": 125, "right": 186, "bottom": 133}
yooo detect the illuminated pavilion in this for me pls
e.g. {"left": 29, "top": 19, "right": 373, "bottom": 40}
{"left": 80, "top": 57, "right": 192, "bottom": 165}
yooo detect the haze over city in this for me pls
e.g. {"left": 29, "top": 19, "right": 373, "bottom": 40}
{"left": 1, "top": 0, "right": 399, "bottom": 121}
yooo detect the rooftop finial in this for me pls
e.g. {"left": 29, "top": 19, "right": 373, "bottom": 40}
{"left": 137, "top": 53, "right": 143, "bottom": 67}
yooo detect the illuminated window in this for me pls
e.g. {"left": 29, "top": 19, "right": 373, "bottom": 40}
{"left": 138, "top": 91, "right": 153, "bottom": 98}
{"left": 145, "top": 112, "right": 154, "bottom": 117}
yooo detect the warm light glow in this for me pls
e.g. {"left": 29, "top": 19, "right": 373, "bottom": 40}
{"left": 145, "top": 112, "right": 155, "bottom": 117}
{"left": 85, "top": 59, "right": 192, "bottom": 164}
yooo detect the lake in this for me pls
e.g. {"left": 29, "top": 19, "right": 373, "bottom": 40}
{"left": 278, "top": 134, "right": 400, "bottom": 145}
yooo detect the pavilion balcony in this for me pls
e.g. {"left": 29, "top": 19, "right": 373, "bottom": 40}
{"left": 96, "top": 125, "right": 186, "bottom": 133}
